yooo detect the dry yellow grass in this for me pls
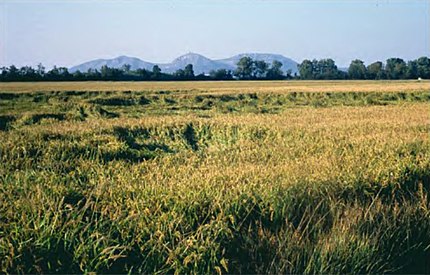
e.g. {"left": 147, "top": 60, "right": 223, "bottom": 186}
{"left": 1, "top": 81, "right": 430, "bottom": 273}
{"left": 20, "top": 102, "right": 428, "bottom": 137}
{"left": 1, "top": 80, "right": 429, "bottom": 94}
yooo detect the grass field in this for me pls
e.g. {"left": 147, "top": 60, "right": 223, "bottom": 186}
{"left": 1, "top": 79, "right": 429, "bottom": 93}
{"left": 1, "top": 80, "right": 430, "bottom": 273}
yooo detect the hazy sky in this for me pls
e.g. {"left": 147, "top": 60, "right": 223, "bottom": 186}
{"left": 1, "top": 0, "right": 429, "bottom": 68}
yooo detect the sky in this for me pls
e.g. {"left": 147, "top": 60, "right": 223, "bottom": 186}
{"left": 1, "top": 0, "right": 429, "bottom": 68}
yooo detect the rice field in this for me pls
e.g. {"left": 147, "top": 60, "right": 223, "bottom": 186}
{"left": 1, "top": 80, "right": 430, "bottom": 273}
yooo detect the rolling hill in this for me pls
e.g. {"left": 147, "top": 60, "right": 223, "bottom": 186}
{"left": 69, "top": 52, "right": 298, "bottom": 75}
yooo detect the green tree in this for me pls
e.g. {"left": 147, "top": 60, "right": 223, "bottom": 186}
{"left": 72, "top": 70, "right": 84, "bottom": 81}
{"left": 121, "top": 64, "right": 131, "bottom": 73}
{"left": 174, "top": 69, "right": 185, "bottom": 79}
{"left": 209, "top": 69, "right": 233, "bottom": 80}
{"left": 234, "top": 57, "right": 254, "bottom": 80}
{"left": 0, "top": 67, "right": 7, "bottom": 80}
{"left": 312, "top": 59, "right": 319, "bottom": 78}
{"left": 253, "top": 60, "right": 268, "bottom": 79}
{"left": 37, "top": 63, "right": 45, "bottom": 76}
{"left": 101, "top": 65, "right": 112, "bottom": 79}
{"left": 184, "top": 64, "right": 194, "bottom": 79}
{"left": 416, "top": 56, "right": 430, "bottom": 79}
{"left": 152, "top": 65, "right": 161, "bottom": 80}
{"left": 58, "top": 67, "right": 71, "bottom": 80}
{"left": 298, "top": 59, "right": 314, "bottom": 80}
{"left": 267, "top": 60, "right": 284, "bottom": 80}
{"left": 8, "top": 65, "right": 19, "bottom": 81}
{"left": 19, "top": 66, "right": 37, "bottom": 81}
{"left": 406, "top": 60, "right": 418, "bottom": 79}
{"left": 366, "top": 61, "right": 385, "bottom": 80}
{"left": 348, "top": 59, "right": 367, "bottom": 79}
{"left": 385, "top": 58, "right": 407, "bottom": 79}
{"left": 136, "top": 68, "right": 151, "bottom": 80}
{"left": 46, "top": 66, "right": 60, "bottom": 80}
{"left": 318, "top": 59, "right": 340, "bottom": 80}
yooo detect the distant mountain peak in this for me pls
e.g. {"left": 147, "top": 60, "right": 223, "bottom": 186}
{"left": 115, "top": 55, "right": 131, "bottom": 60}
{"left": 237, "top": 52, "right": 283, "bottom": 57}
{"left": 173, "top": 52, "right": 211, "bottom": 62}
{"left": 70, "top": 52, "right": 299, "bottom": 74}
{"left": 69, "top": 56, "right": 154, "bottom": 73}
{"left": 178, "top": 52, "right": 203, "bottom": 57}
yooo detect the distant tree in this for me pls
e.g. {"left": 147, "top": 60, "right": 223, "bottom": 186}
{"left": 366, "top": 61, "right": 385, "bottom": 80}
{"left": 37, "top": 63, "right": 45, "bottom": 76}
{"left": 312, "top": 59, "right": 319, "bottom": 78}
{"left": 44, "top": 66, "right": 70, "bottom": 81}
{"left": 234, "top": 57, "right": 254, "bottom": 80}
{"left": 121, "top": 64, "right": 131, "bottom": 73}
{"left": 1, "top": 55, "right": 426, "bottom": 82}
{"left": 253, "top": 60, "right": 268, "bottom": 79}
{"left": 298, "top": 58, "right": 342, "bottom": 80}
{"left": 209, "top": 69, "right": 233, "bottom": 80}
{"left": 317, "top": 59, "right": 340, "bottom": 80}
{"left": 58, "top": 67, "right": 71, "bottom": 80}
{"left": 267, "top": 60, "right": 284, "bottom": 80}
{"left": 73, "top": 70, "right": 84, "bottom": 81}
{"left": 101, "top": 65, "right": 126, "bottom": 80}
{"left": 46, "top": 66, "right": 60, "bottom": 81}
{"left": 100, "top": 65, "right": 111, "bottom": 79}
{"left": 86, "top": 68, "right": 101, "bottom": 80}
{"left": 8, "top": 65, "right": 19, "bottom": 81}
{"left": 406, "top": 60, "right": 418, "bottom": 79}
{"left": 0, "top": 67, "right": 7, "bottom": 80}
{"left": 298, "top": 59, "right": 314, "bottom": 80}
{"left": 337, "top": 70, "right": 348, "bottom": 80}
{"left": 152, "top": 65, "right": 161, "bottom": 80}
{"left": 385, "top": 58, "right": 407, "bottom": 79}
{"left": 416, "top": 56, "right": 430, "bottom": 79}
{"left": 194, "top": 73, "right": 210, "bottom": 81}
{"left": 136, "top": 68, "right": 151, "bottom": 80}
{"left": 184, "top": 64, "right": 194, "bottom": 79}
{"left": 174, "top": 69, "right": 185, "bottom": 79}
{"left": 19, "top": 66, "right": 38, "bottom": 81}
{"left": 348, "top": 59, "right": 367, "bottom": 79}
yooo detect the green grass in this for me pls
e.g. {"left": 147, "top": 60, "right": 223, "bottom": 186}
{"left": 1, "top": 89, "right": 429, "bottom": 124}
{"left": 1, "top": 82, "right": 430, "bottom": 273}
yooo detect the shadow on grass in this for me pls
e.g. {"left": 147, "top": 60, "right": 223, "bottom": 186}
{"left": 111, "top": 126, "right": 173, "bottom": 162}
{"left": 0, "top": 115, "right": 16, "bottom": 131}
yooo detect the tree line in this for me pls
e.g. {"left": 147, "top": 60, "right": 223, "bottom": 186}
{"left": 1, "top": 56, "right": 429, "bottom": 82}
{"left": 298, "top": 57, "right": 430, "bottom": 80}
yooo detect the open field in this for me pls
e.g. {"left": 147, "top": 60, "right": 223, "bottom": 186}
{"left": 1, "top": 81, "right": 430, "bottom": 273}
{"left": 0, "top": 79, "right": 429, "bottom": 94}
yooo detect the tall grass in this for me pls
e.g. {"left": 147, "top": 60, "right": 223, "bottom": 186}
{"left": 1, "top": 84, "right": 430, "bottom": 273}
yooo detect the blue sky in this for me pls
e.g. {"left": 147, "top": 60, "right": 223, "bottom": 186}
{"left": 1, "top": 0, "right": 429, "bottom": 68}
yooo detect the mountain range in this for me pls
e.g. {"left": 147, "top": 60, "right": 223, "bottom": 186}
{"left": 69, "top": 53, "right": 299, "bottom": 75}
